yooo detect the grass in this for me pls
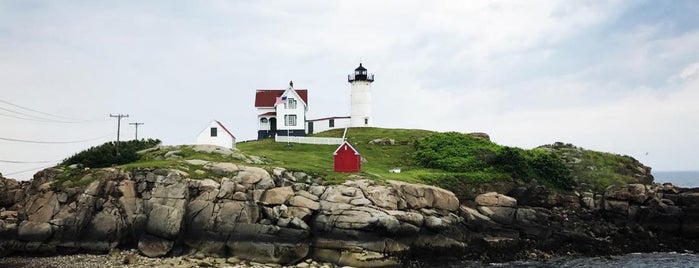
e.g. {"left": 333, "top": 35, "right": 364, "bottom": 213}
{"left": 237, "top": 128, "right": 438, "bottom": 184}
{"left": 542, "top": 143, "right": 648, "bottom": 192}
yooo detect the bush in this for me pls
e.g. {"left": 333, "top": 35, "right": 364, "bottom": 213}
{"left": 494, "top": 147, "right": 533, "bottom": 181}
{"left": 62, "top": 139, "right": 161, "bottom": 168}
{"left": 529, "top": 150, "right": 575, "bottom": 190}
{"left": 414, "top": 132, "right": 499, "bottom": 172}
{"left": 414, "top": 132, "right": 575, "bottom": 191}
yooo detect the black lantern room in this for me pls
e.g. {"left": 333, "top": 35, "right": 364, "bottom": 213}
{"left": 348, "top": 63, "right": 375, "bottom": 82}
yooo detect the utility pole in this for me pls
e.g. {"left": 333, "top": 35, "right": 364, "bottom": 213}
{"left": 110, "top": 114, "right": 129, "bottom": 156}
{"left": 129, "top": 122, "right": 144, "bottom": 140}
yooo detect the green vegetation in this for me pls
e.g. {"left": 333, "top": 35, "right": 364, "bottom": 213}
{"left": 238, "top": 128, "right": 434, "bottom": 184}
{"left": 540, "top": 142, "right": 650, "bottom": 192}
{"left": 51, "top": 128, "right": 644, "bottom": 194}
{"left": 238, "top": 128, "right": 574, "bottom": 190}
{"left": 413, "top": 132, "right": 574, "bottom": 191}
{"left": 62, "top": 139, "right": 161, "bottom": 168}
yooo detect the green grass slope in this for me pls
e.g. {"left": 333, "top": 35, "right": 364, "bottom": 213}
{"left": 237, "top": 128, "right": 436, "bottom": 183}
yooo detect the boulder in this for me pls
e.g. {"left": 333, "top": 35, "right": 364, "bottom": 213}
{"left": 17, "top": 221, "right": 52, "bottom": 242}
{"left": 138, "top": 234, "right": 173, "bottom": 257}
{"left": 226, "top": 241, "right": 308, "bottom": 264}
{"left": 262, "top": 187, "right": 294, "bottom": 205}
{"left": 387, "top": 180, "right": 459, "bottom": 211}
{"left": 477, "top": 206, "right": 516, "bottom": 225}
{"left": 475, "top": 192, "right": 517, "bottom": 207}
{"left": 368, "top": 138, "right": 395, "bottom": 146}
{"left": 146, "top": 203, "right": 184, "bottom": 239}
{"left": 289, "top": 195, "right": 320, "bottom": 211}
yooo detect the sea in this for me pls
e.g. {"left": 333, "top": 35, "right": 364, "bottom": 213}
{"left": 652, "top": 170, "right": 699, "bottom": 188}
{"left": 443, "top": 252, "right": 699, "bottom": 267}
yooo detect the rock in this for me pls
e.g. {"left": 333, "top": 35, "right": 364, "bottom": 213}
{"left": 17, "top": 221, "right": 53, "bottom": 242}
{"left": 475, "top": 192, "right": 517, "bottom": 207}
{"left": 467, "top": 132, "right": 490, "bottom": 141}
{"left": 198, "top": 179, "right": 220, "bottom": 191}
{"left": 146, "top": 203, "right": 184, "bottom": 239}
{"left": 364, "top": 185, "right": 400, "bottom": 210}
{"left": 191, "top": 145, "right": 234, "bottom": 155}
{"left": 289, "top": 195, "right": 320, "bottom": 210}
{"left": 185, "top": 159, "right": 209, "bottom": 166}
{"left": 227, "top": 241, "right": 308, "bottom": 264}
{"left": 164, "top": 150, "right": 182, "bottom": 159}
{"left": 262, "top": 187, "right": 294, "bottom": 205}
{"left": 605, "top": 184, "right": 649, "bottom": 204}
{"left": 138, "top": 234, "right": 174, "bottom": 257}
{"left": 478, "top": 206, "right": 516, "bottom": 225}
{"left": 208, "top": 163, "right": 240, "bottom": 175}
{"left": 292, "top": 190, "right": 317, "bottom": 201}
{"left": 368, "top": 138, "right": 395, "bottom": 146}
{"left": 387, "top": 180, "right": 459, "bottom": 211}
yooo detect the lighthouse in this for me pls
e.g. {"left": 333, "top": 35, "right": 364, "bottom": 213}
{"left": 348, "top": 63, "right": 374, "bottom": 127}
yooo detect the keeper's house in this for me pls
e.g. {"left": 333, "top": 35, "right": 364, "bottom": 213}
{"left": 255, "top": 82, "right": 308, "bottom": 140}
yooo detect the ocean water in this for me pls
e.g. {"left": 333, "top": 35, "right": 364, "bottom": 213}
{"left": 438, "top": 252, "right": 699, "bottom": 267}
{"left": 652, "top": 171, "right": 699, "bottom": 187}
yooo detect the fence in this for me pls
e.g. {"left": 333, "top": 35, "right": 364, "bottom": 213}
{"left": 275, "top": 135, "right": 344, "bottom": 145}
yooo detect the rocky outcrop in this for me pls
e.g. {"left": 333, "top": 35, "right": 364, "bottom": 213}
{"left": 0, "top": 168, "right": 465, "bottom": 267}
{"left": 1, "top": 167, "right": 698, "bottom": 266}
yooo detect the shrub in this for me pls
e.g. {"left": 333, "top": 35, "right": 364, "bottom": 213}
{"left": 414, "top": 132, "right": 499, "bottom": 172}
{"left": 414, "top": 132, "right": 575, "bottom": 191}
{"left": 529, "top": 150, "right": 575, "bottom": 190}
{"left": 62, "top": 139, "right": 161, "bottom": 168}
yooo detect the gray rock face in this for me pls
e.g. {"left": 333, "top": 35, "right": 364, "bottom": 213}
{"left": 6, "top": 166, "right": 697, "bottom": 266}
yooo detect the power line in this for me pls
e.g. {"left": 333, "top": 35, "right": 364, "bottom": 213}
{"left": 0, "top": 133, "right": 112, "bottom": 144}
{"left": 0, "top": 159, "right": 60, "bottom": 164}
{"left": 3, "top": 165, "right": 54, "bottom": 176}
{"left": 0, "top": 99, "right": 109, "bottom": 123}
{"left": 0, "top": 99, "right": 81, "bottom": 120}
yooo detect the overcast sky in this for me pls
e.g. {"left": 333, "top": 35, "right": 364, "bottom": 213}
{"left": 2, "top": 1, "right": 699, "bottom": 180}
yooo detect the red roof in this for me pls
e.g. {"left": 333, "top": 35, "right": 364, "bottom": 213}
{"left": 255, "top": 89, "right": 308, "bottom": 107}
{"left": 258, "top": 111, "right": 276, "bottom": 116}
{"left": 215, "top": 120, "right": 236, "bottom": 139}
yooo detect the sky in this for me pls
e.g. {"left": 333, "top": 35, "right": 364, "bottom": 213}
{"left": 1, "top": 0, "right": 699, "bottom": 180}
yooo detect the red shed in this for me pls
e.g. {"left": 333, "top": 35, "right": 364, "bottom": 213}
{"left": 334, "top": 141, "right": 361, "bottom": 172}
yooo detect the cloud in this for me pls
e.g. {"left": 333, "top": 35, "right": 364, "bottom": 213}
{"left": 2, "top": 1, "right": 699, "bottom": 179}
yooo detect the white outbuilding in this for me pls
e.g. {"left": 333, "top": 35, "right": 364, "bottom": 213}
{"left": 196, "top": 120, "right": 236, "bottom": 149}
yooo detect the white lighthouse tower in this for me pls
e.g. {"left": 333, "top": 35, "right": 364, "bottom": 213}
{"left": 348, "top": 63, "right": 374, "bottom": 127}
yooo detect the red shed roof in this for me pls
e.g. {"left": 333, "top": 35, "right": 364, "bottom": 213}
{"left": 255, "top": 89, "right": 308, "bottom": 107}
{"left": 333, "top": 141, "right": 360, "bottom": 155}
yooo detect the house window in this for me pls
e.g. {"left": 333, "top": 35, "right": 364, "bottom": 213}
{"left": 285, "top": 115, "right": 297, "bottom": 126}
{"left": 210, "top": 127, "right": 218, "bottom": 137}
{"left": 364, "top": 118, "right": 368, "bottom": 125}
{"left": 260, "top": 118, "right": 268, "bottom": 123}
{"left": 329, "top": 119, "right": 334, "bottom": 127}
{"left": 287, "top": 98, "right": 297, "bottom": 109}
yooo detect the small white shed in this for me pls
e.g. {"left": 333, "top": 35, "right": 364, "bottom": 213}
{"left": 196, "top": 120, "right": 236, "bottom": 149}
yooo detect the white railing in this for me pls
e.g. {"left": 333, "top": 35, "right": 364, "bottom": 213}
{"left": 275, "top": 135, "right": 344, "bottom": 145}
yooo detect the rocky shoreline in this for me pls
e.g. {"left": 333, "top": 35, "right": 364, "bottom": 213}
{"left": 0, "top": 249, "right": 341, "bottom": 268}
{"left": 1, "top": 158, "right": 698, "bottom": 267}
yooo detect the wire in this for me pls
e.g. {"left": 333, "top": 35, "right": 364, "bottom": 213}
{"left": 0, "top": 159, "right": 61, "bottom": 164}
{"left": 0, "top": 99, "right": 110, "bottom": 123}
{"left": 0, "top": 133, "right": 113, "bottom": 144}
{"left": 3, "top": 165, "right": 54, "bottom": 176}
{"left": 0, "top": 99, "right": 80, "bottom": 120}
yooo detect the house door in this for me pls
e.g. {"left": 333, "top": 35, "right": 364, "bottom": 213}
{"left": 308, "top": 122, "right": 314, "bottom": 134}
{"left": 270, "top": 118, "right": 277, "bottom": 135}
